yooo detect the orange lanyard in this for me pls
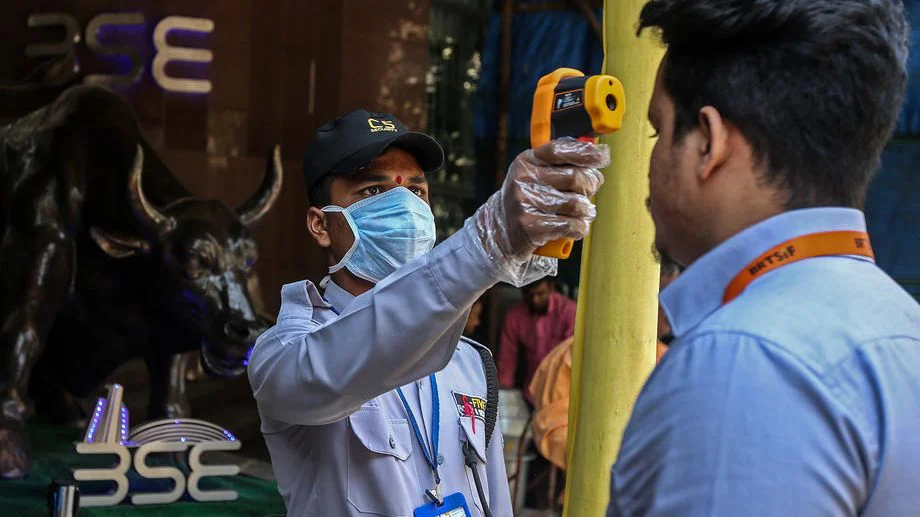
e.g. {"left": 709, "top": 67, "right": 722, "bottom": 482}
{"left": 723, "top": 231, "right": 874, "bottom": 304}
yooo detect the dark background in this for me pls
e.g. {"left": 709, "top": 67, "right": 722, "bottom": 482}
{"left": 0, "top": 0, "right": 434, "bottom": 462}
{"left": 0, "top": 0, "right": 433, "bottom": 317}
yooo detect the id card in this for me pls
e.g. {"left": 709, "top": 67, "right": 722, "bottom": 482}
{"left": 413, "top": 492, "right": 472, "bottom": 517}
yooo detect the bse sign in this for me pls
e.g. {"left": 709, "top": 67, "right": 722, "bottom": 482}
{"left": 74, "top": 439, "right": 241, "bottom": 506}
{"left": 73, "top": 384, "right": 242, "bottom": 507}
{"left": 22, "top": 13, "right": 214, "bottom": 94}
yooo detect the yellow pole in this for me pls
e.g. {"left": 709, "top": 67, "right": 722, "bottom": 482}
{"left": 563, "top": 1, "right": 664, "bottom": 514}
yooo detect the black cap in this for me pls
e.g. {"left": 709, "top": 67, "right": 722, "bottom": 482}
{"left": 303, "top": 109, "right": 445, "bottom": 192}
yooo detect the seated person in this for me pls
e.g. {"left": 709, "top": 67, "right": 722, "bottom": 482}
{"left": 498, "top": 278, "right": 577, "bottom": 404}
{"left": 529, "top": 259, "right": 681, "bottom": 470}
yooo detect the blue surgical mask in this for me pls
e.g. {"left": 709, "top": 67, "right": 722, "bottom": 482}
{"left": 322, "top": 187, "right": 436, "bottom": 283}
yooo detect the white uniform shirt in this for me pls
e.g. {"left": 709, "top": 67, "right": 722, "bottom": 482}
{"left": 248, "top": 227, "right": 514, "bottom": 516}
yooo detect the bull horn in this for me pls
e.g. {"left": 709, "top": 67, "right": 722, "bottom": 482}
{"left": 237, "top": 145, "right": 284, "bottom": 226}
{"left": 127, "top": 144, "right": 176, "bottom": 237}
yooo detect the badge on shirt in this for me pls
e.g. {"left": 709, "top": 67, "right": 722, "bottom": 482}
{"left": 414, "top": 492, "right": 471, "bottom": 517}
{"left": 452, "top": 392, "right": 486, "bottom": 424}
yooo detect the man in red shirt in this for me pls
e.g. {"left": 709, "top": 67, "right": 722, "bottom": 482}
{"left": 498, "top": 277, "right": 577, "bottom": 403}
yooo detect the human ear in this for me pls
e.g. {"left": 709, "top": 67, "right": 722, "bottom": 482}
{"left": 307, "top": 207, "right": 331, "bottom": 248}
{"left": 696, "top": 106, "right": 731, "bottom": 183}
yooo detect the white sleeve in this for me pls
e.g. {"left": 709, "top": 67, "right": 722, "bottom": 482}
{"left": 248, "top": 226, "right": 502, "bottom": 426}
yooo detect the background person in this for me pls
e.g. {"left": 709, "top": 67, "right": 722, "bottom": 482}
{"left": 498, "top": 277, "right": 576, "bottom": 404}
{"left": 529, "top": 257, "right": 682, "bottom": 471}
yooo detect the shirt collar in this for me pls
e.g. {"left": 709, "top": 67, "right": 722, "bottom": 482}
{"left": 660, "top": 207, "right": 870, "bottom": 337}
{"left": 322, "top": 278, "right": 355, "bottom": 313}
{"left": 278, "top": 280, "right": 330, "bottom": 321}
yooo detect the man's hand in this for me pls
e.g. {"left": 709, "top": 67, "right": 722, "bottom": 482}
{"left": 468, "top": 137, "right": 608, "bottom": 285}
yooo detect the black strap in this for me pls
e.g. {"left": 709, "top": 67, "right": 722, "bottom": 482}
{"left": 460, "top": 337, "right": 499, "bottom": 516}
{"left": 461, "top": 337, "right": 499, "bottom": 450}
{"left": 463, "top": 441, "right": 495, "bottom": 517}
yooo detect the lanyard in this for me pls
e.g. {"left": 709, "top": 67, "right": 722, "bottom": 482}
{"left": 327, "top": 295, "right": 444, "bottom": 500}
{"left": 723, "top": 230, "right": 874, "bottom": 304}
{"left": 325, "top": 296, "right": 441, "bottom": 481}
{"left": 397, "top": 375, "right": 441, "bottom": 486}
{"left": 323, "top": 297, "right": 339, "bottom": 315}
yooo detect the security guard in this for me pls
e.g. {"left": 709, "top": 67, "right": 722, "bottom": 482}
{"left": 248, "top": 109, "right": 607, "bottom": 516}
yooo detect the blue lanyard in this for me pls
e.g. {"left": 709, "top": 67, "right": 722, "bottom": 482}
{"left": 397, "top": 374, "right": 441, "bottom": 485}
{"left": 326, "top": 296, "right": 441, "bottom": 484}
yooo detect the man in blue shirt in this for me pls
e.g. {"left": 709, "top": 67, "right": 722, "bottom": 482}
{"left": 608, "top": 1, "right": 919, "bottom": 516}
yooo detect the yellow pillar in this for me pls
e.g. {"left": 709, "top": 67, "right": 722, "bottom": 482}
{"left": 563, "top": 1, "right": 664, "bottom": 515}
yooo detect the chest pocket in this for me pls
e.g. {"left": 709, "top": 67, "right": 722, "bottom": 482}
{"left": 460, "top": 416, "right": 490, "bottom": 514}
{"left": 347, "top": 407, "right": 420, "bottom": 516}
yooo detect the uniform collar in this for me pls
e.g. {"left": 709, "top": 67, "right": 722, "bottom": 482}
{"left": 660, "top": 207, "right": 870, "bottom": 338}
{"left": 278, "top": 280, "right": 330, "bottom": 321}
{"left": 321, "top": 278, "right": 356, "bottom": 313}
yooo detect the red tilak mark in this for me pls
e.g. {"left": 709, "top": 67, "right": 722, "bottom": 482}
{"left": 395, "top": 175, "right": 403, "bottom": 184}
{"left": 464, "top": 400, "right": 476, "bottom": 434}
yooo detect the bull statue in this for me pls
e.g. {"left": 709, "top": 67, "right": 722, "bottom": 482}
{"left": 0, "top": 86, "right": 282, "bottom": 478}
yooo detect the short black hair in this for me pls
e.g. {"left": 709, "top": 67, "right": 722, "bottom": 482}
{"left": 638, "top": 0, "right": 909, "bottom": 209}
{"left": 307, "top": 174, "right": 336, "bottom": 207}
{"left": 660, "top": 252, "right": 681, "bottom": 277}
{"left": 523, "top": 277, "right": 554, "bottom": 293}
{"left": 652, "top": 243, "right": 683, "bottom": 276}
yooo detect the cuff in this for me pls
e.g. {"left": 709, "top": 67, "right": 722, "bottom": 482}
{"left": 426, "top": 224, "right": 501, "bottom": 309}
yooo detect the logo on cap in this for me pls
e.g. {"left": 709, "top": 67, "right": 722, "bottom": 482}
{"left": 368, "top": 118, "right": 397, "bottom": 133}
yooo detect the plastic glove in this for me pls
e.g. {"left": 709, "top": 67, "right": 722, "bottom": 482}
{"left": 467, "top": 137, "right": 609, "bottom": 287}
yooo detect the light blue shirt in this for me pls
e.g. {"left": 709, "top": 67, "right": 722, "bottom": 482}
{"left": 608, "top": 207, "right": 920, "bottom": 517}
{"left": 248, "top": 226, "right": 515, "bottom": 516}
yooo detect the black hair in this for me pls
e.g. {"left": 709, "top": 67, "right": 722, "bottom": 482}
{"left": 638, "top": 0, "right": 909, "bottom": 209}
{"left": 660, "top": 252, "right": 681, "bottom": 277}
{"left": 522, "top": 276, "right": 554, "bottom": 293}
{"left": 307, "top": 174, "right": 336, "bottom": 208}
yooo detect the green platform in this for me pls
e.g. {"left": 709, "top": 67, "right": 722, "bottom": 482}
{"left": 0, "top": 424, "right": 286, "bottom": 517}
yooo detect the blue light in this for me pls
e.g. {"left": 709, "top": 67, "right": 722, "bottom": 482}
{"left": 243, "top": 345, "right": 255, "bottom": 367}
{"left": 85, "top": 398, "right": 107, "bottom": 442}
{"left": 119, "top": 405, "right": 130, "bottom": 444}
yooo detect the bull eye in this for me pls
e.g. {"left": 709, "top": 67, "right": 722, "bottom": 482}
{"left": 186, "top": 255, "right": 205, "bottom": 280}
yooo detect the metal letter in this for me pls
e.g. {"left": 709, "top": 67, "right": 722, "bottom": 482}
{"left": 73, "top": 443, "right": 131, "bottom": 507}
{"left": 131, "top": 441, "right": 188, "bottom": 505}
{"left": 152, "top": 16, "right": 214, "bottom": 94}
{"left": 24, "top": 13, "right": 80, "bottom": 86}
{"left": 187, "top": 440, "right": 241, "bottom": 502}
{"left": 84, "top": 13, "right": 145, "bottom": 88}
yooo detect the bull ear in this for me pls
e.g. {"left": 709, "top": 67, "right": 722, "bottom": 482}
{"left": 90, "top": 227, "right": 151, "bottom": 258}
{"left": 237, "top": 145, "right": 283, "bottom": 225}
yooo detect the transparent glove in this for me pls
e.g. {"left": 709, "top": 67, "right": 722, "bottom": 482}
{"left": 467, "top": 137, "right": 609, "bottom": 287}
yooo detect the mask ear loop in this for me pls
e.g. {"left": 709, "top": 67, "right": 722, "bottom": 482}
{"left": 321, "top": 205, "right": 361, "bottom": 275}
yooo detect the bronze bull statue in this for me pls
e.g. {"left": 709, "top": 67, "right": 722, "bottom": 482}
{"left": 0, "top": 85, "right": 282, "bottom": 478}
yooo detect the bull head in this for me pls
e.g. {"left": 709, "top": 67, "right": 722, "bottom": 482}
{"left": 91, "top": 144, "right": 283, "bottom": 377}
{"left": 128, "top": 144, "right": 283, "bottom": 235}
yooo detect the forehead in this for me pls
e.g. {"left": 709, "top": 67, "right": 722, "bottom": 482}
{"left": 368, "top": 147, "right": 424, "bottom": 174}
{"left": 525, "top": 281, "right": 551, "bottom": 293}
{"left": 169, "top": 201, "right": 251, "bottom": 243}
{"left": 337, "top": 147, "right": 427, "bottom": 185}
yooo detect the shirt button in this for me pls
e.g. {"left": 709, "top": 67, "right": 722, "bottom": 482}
{"left": 389, "top": 436, "right": 396, "bottom": 449}
{"left": 438, "top": 454, "right": 445, "bottom": 465}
